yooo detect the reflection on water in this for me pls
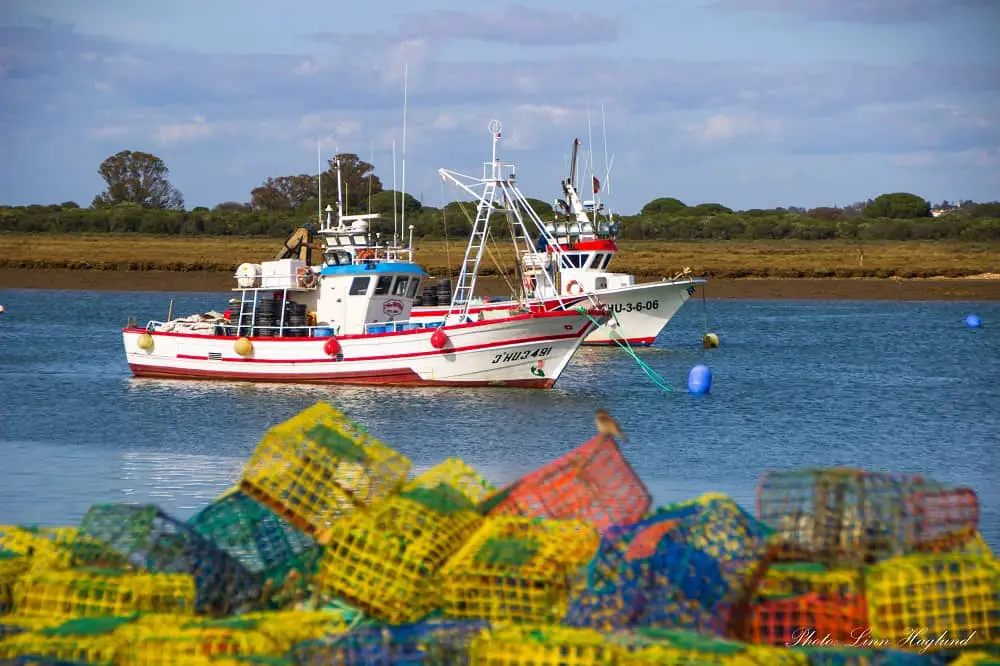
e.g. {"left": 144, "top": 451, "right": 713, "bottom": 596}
{"left": 121, "top": 451, "right": 246, "bottom": 513}
{"left": 1, "top": 289, "right": 997, "bottom": 549}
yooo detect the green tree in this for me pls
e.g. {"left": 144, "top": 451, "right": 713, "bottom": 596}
{"left": 641, "top": 197, "right": 686, "bottom": 215}
{"left": 250, "top": 175, "right": 317, "bottom": 211}
{"left": 92, "top": 150, "right": 184, "bottom": 209}
{"left": 324, "top": 153, "right": 383, "bottom": 213}
{"left": 863, "top": 193, "right": 931, "bottom": 219}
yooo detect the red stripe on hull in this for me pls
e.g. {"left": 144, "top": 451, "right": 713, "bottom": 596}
{"left": 584, "top": 336, "right": 657, "bottom": 347}
{"left": 127, "top": 363, "right": 555, "bottom": 388}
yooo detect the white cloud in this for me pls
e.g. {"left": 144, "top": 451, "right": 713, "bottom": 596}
{"left": 688, "top": 114, "right": 783, "bottom": 142}
{"left": 155, "top": 116, "right": 215, "bottom": 144}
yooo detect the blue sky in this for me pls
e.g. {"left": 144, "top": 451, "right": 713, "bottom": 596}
{"left": 1, "top": 0, "right": 998, "bottom": 214}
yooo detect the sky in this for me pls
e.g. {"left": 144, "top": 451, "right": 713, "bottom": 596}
{"left": 1, "top": 0, "right": 998, "bottom": 215}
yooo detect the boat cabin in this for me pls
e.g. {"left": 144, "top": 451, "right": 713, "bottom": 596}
{"left": 519, "top": 220, "right": 633, "bottom": 299}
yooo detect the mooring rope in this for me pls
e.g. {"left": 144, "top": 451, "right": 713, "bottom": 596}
{"left": 575, "top": 307, "right": 674, "bottom": 393}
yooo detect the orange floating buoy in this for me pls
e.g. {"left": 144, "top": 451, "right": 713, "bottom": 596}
{"left": 323, "top": 336, "right": 341, "bottom": 356}
{"left": 430, "top": 328, "right": 448, "bottom": 349}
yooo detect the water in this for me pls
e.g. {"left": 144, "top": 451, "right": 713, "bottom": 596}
{"left": 1, "top": 288, "right": 997, "bottom": 550}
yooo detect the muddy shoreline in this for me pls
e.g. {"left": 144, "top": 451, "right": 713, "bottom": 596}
{"left": 2, "top": 268, "right": 999, "bottom": 300}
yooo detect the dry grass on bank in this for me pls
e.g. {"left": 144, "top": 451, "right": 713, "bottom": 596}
{"left": 1, "top": 233, "right": 998, "bottom": 279}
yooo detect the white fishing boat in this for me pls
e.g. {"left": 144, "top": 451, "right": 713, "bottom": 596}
{"left": 121, "top": 123, "right": 609, "bottom": 388}
{"left": 409, "top": 138, "right": 706, "bottom": 346}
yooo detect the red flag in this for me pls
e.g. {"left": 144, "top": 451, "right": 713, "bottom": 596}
{"left": 592, "top": 176, "right": 601, "bottom": 193}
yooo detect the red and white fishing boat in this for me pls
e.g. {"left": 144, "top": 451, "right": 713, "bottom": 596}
{"left": 121, "top": 123, "right": 609, "bottom": 388}
{"left": 409, "top": 138, "right": 706, "bottom": 346}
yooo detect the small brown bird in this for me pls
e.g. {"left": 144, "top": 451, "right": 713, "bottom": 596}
{"left": 594, "top": 409, "right": 627, "bottom": 442}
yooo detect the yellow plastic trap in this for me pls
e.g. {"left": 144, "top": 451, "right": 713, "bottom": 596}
{"left": 239, "top": 402, "right": 411, "bottom": 535}
{"left": 757, "top": 562, "right": 864, "bottom": 598}
{"left": 468, "top": 624, "right": 614, "bottom": 665}
{"left": 865, "top": 552, "right": 1000, "bottom": 650}
{"left": 116, "top": 621, "right": 284, "bottom": 666}
{"left": 316, "top": 485, "right": 484, "bottom": 623}
{"left": 0, "top": 614, "right": 137, "bottom": 663}
{"left": 614, "top": 629, "right": 807, "bottom": 666}
{"left": 1, "top": 549, "right": 30, "bottom": 612}
{"left": 11, "top": 568, "right": 197, "bottom": 619}
{"left": 404, "top": 457, "right": 497, "bottom": 506}
{"left": 439, "top": 516, "right": 600, "bottom": 624}
{"left": 0, "top": 524, "right": 77, "bottom": 572}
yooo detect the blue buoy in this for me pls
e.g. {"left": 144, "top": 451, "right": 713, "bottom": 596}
{"left": 688, "top": 364, "right": 712, "bottom": 395}
{"left": 965, "top": 314, "right": 982, "bottom": 328}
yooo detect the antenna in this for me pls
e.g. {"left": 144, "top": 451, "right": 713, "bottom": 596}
{"left": 317, "top": 139, "right": 322, "bottom": 226}
{"left": 601, "top": 102, "right": 614, "bottom": 223}
{"left": 392, "top": 138, "right": 398, "bottom": 247}
{"left": 400, "top": 62, "right": 408, "bottom": 249}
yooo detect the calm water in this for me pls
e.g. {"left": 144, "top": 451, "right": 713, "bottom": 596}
{"left": 0, "top": 288, "right": 997, "bottom": 549}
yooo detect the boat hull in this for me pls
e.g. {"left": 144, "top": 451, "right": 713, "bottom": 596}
{"left": 123, "top": 310, "right": 604, "bottom": 389}
{"left": 411, "top": 278, "right": 705, "bottom": 346}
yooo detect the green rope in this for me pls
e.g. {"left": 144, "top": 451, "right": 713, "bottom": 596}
{"left": 576, "top": 307, "right": 673, "bottom": 393}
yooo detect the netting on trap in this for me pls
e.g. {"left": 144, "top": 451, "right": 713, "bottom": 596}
{"left": 748, "top": 592, "right": 868, "bottom": 646}
{"left": 467, "top": 624, "right": 613, "bottom": 666}
{"left": 68, "top": 503, "right": 260, "bottom": 616}
{"left": 292, "top": 619, "right": 489, "bottom": 665}
{"left": 863, "top": 552, "right": 1000, "bottom": 651}
{"left": 186, "top": 489, "right": 318, "bottom": 608}
{"left": 0, "top": 526, "right": 77, "bottom": 573}
{"left": 951, "top": 650, "right": 1000, "bottom": 666}
{"left": 1, "top": 549, "right": 30, "bottom": 613}
{"left": 755, "top": 563, "right": 864, "bottom": 599}
{"left": 565, "top": 493, "right": 771, "bottom": 636}
{"left": 11, "top": 568, "right": 196, "bottom": 619}
{"left": 239, "top": 402, "right": 411, "bottom": 536}
{"left": 115, "top": 619, "right": 288, "bottom": 666}
{"left": 482, "top": 435, "right": 651, "bottom": 534}
{"left": 403, "top": 458, "right": 496, "bottom": 506}
{"left": 0, "top": 614, "right": 139, "bottom": 664}
{"left": 757, "top": 468, "right": 979, "bottom": 568}
{"left": 612, "top": 627, "right": 799, "bottom": 666}
{"left": 316, "top": 484, "right": 483, "bottom": 623}
{"left": 438, "top": 516, "right": 600, "bottom": 624}
{"left": 10, "top": 658, "right": 102, "bottom": 666}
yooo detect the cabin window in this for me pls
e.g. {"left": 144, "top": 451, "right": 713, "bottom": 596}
{"left": 588, "top": 253, "right": 603, "bottom": 268}
{"left": 406, "top": 278, "right": 420, "bottom": 298}
{"left": 374, "top": 275, "right": 393, "bottom": 295}
{"left": 596, "top": 277, "right": 608, "bottom": 290}
{"left": 349, "top": 276, "right": 371, "bottom": 295}
{"left": 392, "top": 276, "right": 410, "bottom": 296}
{"left": 561, "top": 254, "right": 584, "bottom": 269}
{"left": 600, "top": 254, "right": 613, "bottom": 269}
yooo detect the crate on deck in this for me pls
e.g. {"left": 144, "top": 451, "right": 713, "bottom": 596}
{"left": 0, "top": 614, "right": 140, "bottom": 665}
{"left": 864, "top": 552, "right": 1000, "bottom": 652}
{"left": 438, "top": 516, "right": 600, "bottom": 624}
{"left": 479, "top": 434, "right": 650, "bottom": 534}
{"left": 314, "top": 481, "right": 484, "bottom": 623}
{"left": 239, "top": 402, "right": 411, "bottom": 536}
{"left": 292, "top": 619, "right": 489, "bottom": 665}
{"left": 467, "top": 624, "right": 614, "bottom": 666}
{"left": 186, "top": 488, "right": 320, "bottom": 609}
{"left": 565, "top": 493, "right": 771, "bottom": 636}
{"left": 67, "top": 503, "right": 260, "bottom": 616}
{"left": 757, "top": 468, "right": 979, "bottom": 568}
{"left": 11, "top": 567, "right": 196, "bottom": 619}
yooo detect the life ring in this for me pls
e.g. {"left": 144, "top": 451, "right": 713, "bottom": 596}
{"left": 356, "top": 249, "right": 375, "bottom": 261}
{"left": 566, "top": 280, "right": 584, "bottom": 295}
{"left": 297, "top": 266, "right": 318, "bottom": 288}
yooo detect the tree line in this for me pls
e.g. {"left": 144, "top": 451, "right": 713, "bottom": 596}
{"left": 1, "top": 149, "right": 998, "bottom": 242}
